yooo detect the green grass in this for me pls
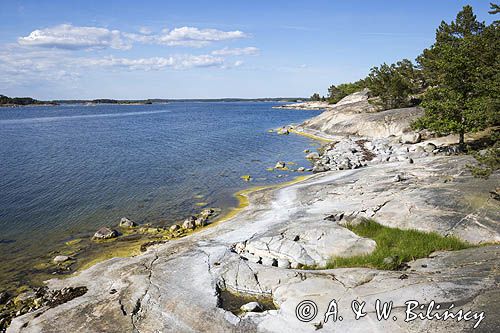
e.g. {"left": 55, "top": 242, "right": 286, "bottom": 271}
{"left": 326, "top": 219, "right": 472, "bottom": 270}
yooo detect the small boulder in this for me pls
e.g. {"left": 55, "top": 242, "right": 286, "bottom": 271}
{"left": 92, "top": 227, "right": 118, "bottom": 240}
{"left": 423, "top": 143, "right": 437, "bottom": 153}
{"left": 195, "top": 217, "right": 207, "bottom": 227}
{"left": 303, "top": 149, "right": 310, "bottom": 153}
{"left": 274, "top": 161, "right": 286, "bottom": 169}
{"left": 400, "top": 132, "right": 421, "bottom": 144}
{"left": 261, "top": 257, "right": 277, "bottom": 267}
{"left": 240, "top": 301, "right": 262, "bottom": 313}
{"left": 182, "top": 216, "right": 196, "bottom": 230}
{"left": 306, "top": 152, "right": 320, "bottom": 160}
{"left": 277, "top": 259, "right": 291, "bottom": 269}
{"left": 277, "top": 128, "right": 289, "bottom": 135}
{"left": 297, "top": 167, "right": 305, "bottom": 172}
{"left": 53, "top": 255, "right": 70, "bottom": 264}
{"left": 169, "top": 224, "right": 180, "bottom": 232}
{"left": 119, "top": 217, "right": 136, "bottom": 228}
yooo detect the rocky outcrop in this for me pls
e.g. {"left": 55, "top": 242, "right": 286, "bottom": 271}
{"left": 297, "top": 90, "right": 424, "bottom": 138}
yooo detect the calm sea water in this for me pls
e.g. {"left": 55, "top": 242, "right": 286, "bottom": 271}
{"left": 0, "top": 102, "right": 320, "bottom": 286}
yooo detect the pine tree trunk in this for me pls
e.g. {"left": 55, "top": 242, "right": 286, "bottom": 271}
{"left": 459, "top": 130, "right": 465, "bottom": 150}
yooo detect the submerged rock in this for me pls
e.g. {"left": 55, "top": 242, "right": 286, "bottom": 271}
{"left": 92, "top": 227, "right": 117, "bottom": 240}
{"left": 119, "top": 217, "right": 136, "bottom": 228}
{"left": 53, "top": 256, "right": 70, "bottom": 264}
{"left": 240, "top": 301, "right": 262, "bottom": 313}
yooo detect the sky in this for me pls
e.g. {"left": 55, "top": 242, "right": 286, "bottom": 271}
{"left": 0, "top": 0, "right": 496, "bottom": 100}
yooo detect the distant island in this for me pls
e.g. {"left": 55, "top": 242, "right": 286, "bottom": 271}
{"left": 1, "top": 94, "right": 306, "bottom": 107}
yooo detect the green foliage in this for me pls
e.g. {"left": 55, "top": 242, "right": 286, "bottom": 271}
{"left": 365, "top": 59, "right": 423, "bottom": 110}
{"left": 327, "top": 80, "right": 367, "bottom": 104}
{"left": 0, "top": 94, "right": 47, "bottom": 106}
{"left": 310, "top": 93, "right": 321, "bottom": 101}
{"left": 326, "top": 219, "right": 471, "bottom": 270}
{"left": 413, "top": 5, "right": 499, "bottom": 145}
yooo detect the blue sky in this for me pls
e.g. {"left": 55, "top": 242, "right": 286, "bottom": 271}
{"left": 0, "top": 0, "right": 495, "bottom": 99}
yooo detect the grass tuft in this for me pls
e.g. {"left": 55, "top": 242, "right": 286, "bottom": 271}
{"left": 326, "top": 219, "right": 472, "bottom": 270}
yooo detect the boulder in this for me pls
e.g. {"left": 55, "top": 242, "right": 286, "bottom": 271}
{"left": 274, "top": 161, "right": 286, "bottom": 169}
{"left": 195, "top": 217, "right": 207, "bottom": 227}
{"left": 400, "top": 132, "right": 421, "bottom": 144}
{"left": 306, "top": 152, "right": 320, "bottom": 159}
{"left": 424, "top": 142, "right": 437, "bottom": 153}
{"left": 92, "top": 227, "right": 118, "bottom": 240}
{"left": 240, "top": 302, "right": 262, "bottom": 313}
{"left": 182, "top": 216, "right": 196, "bottom": 230}
{"left": 169, "top": 224, "right": 180, "bottom": 232}
{"left": 261, "top": 257, "right": 277, "bottom": 267}
{"left": 297, "top": 167, "right": 305, "bottom": 172}
{"left": 119, "top": 217, "right": 136, "bottom": 228}
{"left": 53, "top": 255, "right": 70, "bottom": 264}
{"left": 277, "top": 259, "right": 291, "bottom": 269}
{"left": 277, "top": 128, "right": 289, "bottom": 135}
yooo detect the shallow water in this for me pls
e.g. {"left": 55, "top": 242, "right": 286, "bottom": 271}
{"left": 0, "top": 102, "right": 320, "bottom": 287}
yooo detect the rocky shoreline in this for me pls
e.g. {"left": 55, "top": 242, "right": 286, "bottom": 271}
{"left": 4, "top": 92, "right": 499, "bottom": 332}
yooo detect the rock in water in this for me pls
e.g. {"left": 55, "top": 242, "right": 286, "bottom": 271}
{"left": 119, "top": 217, "right": 136, "bottom": 228}
{"left": 169, "top": 224, "right": 180, "bottom": 232}
{"left": 274, "top": 161, "right": 286, "bottom": 169}
{"left": 400, "top": 132, "right": 421, "bottom": 144}
{"left": 53, "top": 255, "right": 70, "bottom": 264}
{"left": 182, "top": 216, "right": 196, "bottom": 230}
{"left": 306, "top": 152, "right": 320, "bottom": 159}
{"left": 92, "top": 227, "right": 118, "bottom": 240}
{"left": 240, "top": 301, "right": 263, "bottom": 312}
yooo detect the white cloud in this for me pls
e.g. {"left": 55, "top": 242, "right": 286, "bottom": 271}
{"left": 18, "top": 24, "right": 130, "bottom": 50}
{"left": 18, "top": 24, "right": 248, "bottom": 50}
{"left": 0, "top": 44, "right": 228, "bottom": 86}
{"left": 156, "top": 27, "right": 247, "bottom": 47}
{"left": 88, "top": 54, "right": 224, "bottom": 70}
{"left": 211, "top": 46, "right": 259, "bottom": 56}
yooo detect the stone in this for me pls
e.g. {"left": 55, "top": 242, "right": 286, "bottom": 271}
{"left": 277, "top": 259, "right": 291, "bottom": 269}
{"left": 169, "top": 224, "right": 180, "bottom": 232}
{"left": 53, "top": 255, "right": 70, "bottom": 264}
{"left": 182, "top": 216, "right": 196, "bottom": 230}
{"left": 303, "top": 149, "right": 310, "bottom": 153}
{"left": 241, "top": 252, "right": 261, "bottom": 263}
{"left": 261, "top": 257, "right": 277, "bottom": 267}
{"left": 297, "top": 167, "right": 305, "bottom": 172}
{"left": 240, "top": 302, "right": 262, "bottom": 312}
{"left": 195, "top": 217, "right": 207, "bottom": 227}
{"left": 408, "top": 158, "right": 414, "bottom": 164}
{"left": 119, "top": 217, "right": 136, "bottom": 228}
{"left": 306, "top": 152, "right": 320, "bottom": 160}
{"left": 277, "top": 127, "right": 289, "bottom": 135}
{"left": 424, "top": 142, "right": 437, "bottom": 153}
{"left": 400, "top": 132, "right": 421, "bottom": 144}
{"left": 233, "top": 242, "right": 246, "bottom": 254}
{"left": 92, "top": 227, "right": 118, "bottom": 240}
{"left": 200, "top": 208, "right": 215, "bottom": 218}
{"left": 274, "top": 161, "right": 286, "bottom": 169}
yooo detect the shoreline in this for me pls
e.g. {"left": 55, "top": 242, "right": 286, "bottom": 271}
{"left": 0, "top": 129, "right": 320, "bottom": 294}
{"left": 4, "top": 104, "right": 499, "bottom": 332}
